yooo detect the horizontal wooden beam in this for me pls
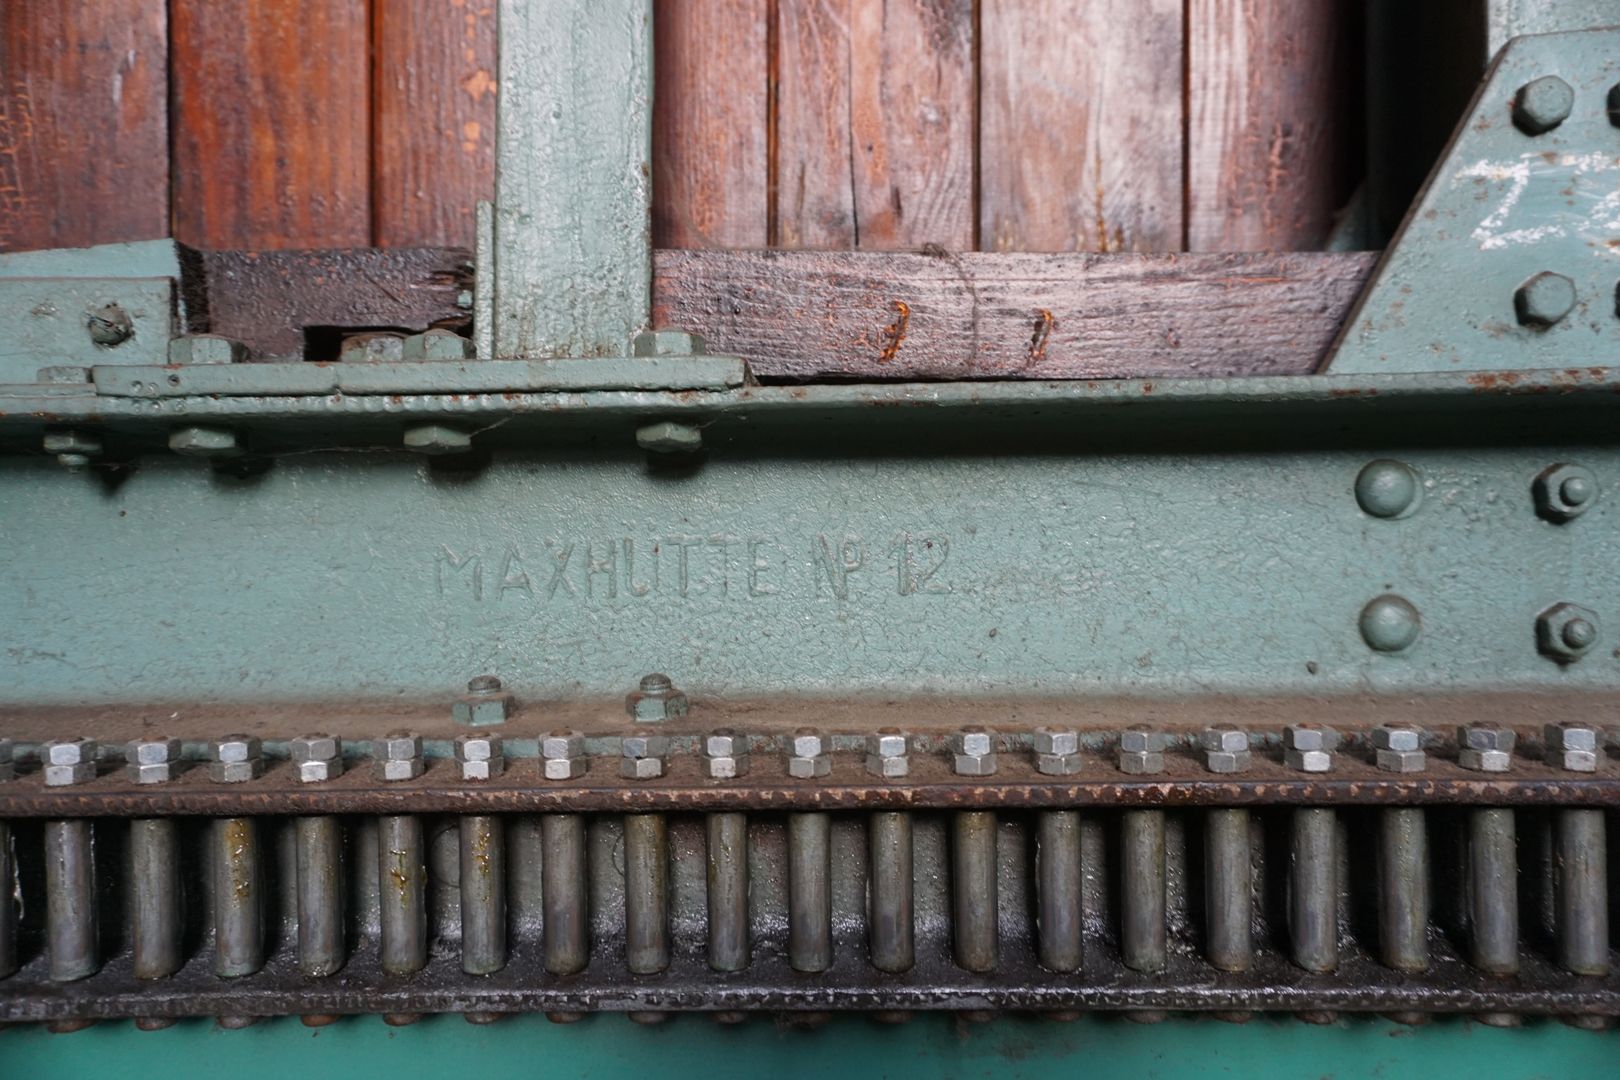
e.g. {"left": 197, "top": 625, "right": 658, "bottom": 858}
{"left": 185, "top": 247, "right": 1374, "bottom": 378}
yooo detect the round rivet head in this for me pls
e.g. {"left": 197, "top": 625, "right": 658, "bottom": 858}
{"left": 1512, "top": 74, "right": 1574, "bottom": 135}
{"left": 1513, "top": 271, "right": 1576, "bottom": 328}
{"left": 1562, "top": 618, "right": 1598, "bottom": 651}
{"left": 1559, "top": 476, "right": 1592, "bottom": 507}
{"left": 1360, "top": 594, "right": 1421, "bottom": 653}
{"left": 1355, "top": 460, "right": 1420, "bottom": 519}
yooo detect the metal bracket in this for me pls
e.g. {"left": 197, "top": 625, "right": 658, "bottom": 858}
{"left": 1327, "top": 26, "right": 1620, "bottom": 373}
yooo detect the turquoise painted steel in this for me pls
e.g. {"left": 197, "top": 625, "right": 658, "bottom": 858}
{"left": 4, "top": 1014, "right": 1616, "bottom": 1080}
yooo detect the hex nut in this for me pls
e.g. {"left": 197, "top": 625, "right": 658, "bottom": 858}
{"left": 1544, "top": 722, "right": 1601, "bottom": 773}
{"left": 44, "top": 737, "right": 98, "bottom": 786}
{"left": 1533, "top": 464, "right": 1598, "bottom": 523}
{"left": 1458, "top": 725, "right": 1515, "bottom": 772}
{"left": 1512, "top": 74, "right": 1575, "bottom": 135}
{"left": 1376, "top": 750, "right": 1426, "bottom": 774}
{"left": 540, "top": 730, "right": 588, "bottom": 780}
{"left": 635, "top": 421, "right": 703, "bottom": 454}
{"left": 865, "top": 730, "right": 909, "bottom": 778}
{"left": 1284, "top": 749, "right": 1333, "bottom": 773}
{"left": 1120, "top": 728, "right": 1167, "bottom": 754}
{"left": 1514, "top": 271, "right": 1577, "bottom": 328}
{"left": 169, "top": 425, "right": 241, "bottom": 458}
{"left": 126, "top": 736, "right": 183, "bottom": 784}
{"left": 1536, "top": 602, "right": 1600, "bottom": 663}
{"left": 1037, "top": 752, "right": 1083, "bottom": 777}
{"left": 704, "top": 729, "right": 750, "bottom": 779}
{"left": 403, "top": 423, "right": 472, "bottom": 455}
{"left": 452, "top": 685, "right": 515, "bottom": 727}
{"left": 208, "top": 735, "right": 263, "bottom": 783}
{"left": 167, "top": 334, "right": 245, "bottom": 365}
{"left": 402, "top": 328, "right": 473, "bottom": 361}
{"left": 786, "top": 730, "right": 832, "bottom": 779}
{"left": 1283, "top": 724, "right": 1337, "bottom": 772}
{"left": 290, "top": 733, "right": 343, "bottom": 783}
{"left": 454, "top": 734, "right": 504, "bottom": 780}
{"left": 374, "top": 731, "right": 424, "bottom": 782}
{"left": 1458, "top": 748, "right": 1512, "bottom": 773}
{"left": 1118, "top": 750, "right": 1164, "bottom": 776}
{"left": 950, "top": 727, "right": 996, "bottom": 776}
{"left": 1205, "top": 749, "right": 1252, "bottom": 775}
{"left": 626, "top": 673, "right": 690, "bottom": 722}
{"left": 620, "top": 756, "right": 665, "bottom": 780}
{"left": 1372, "top": 724, "right": 1422, "bottom": 753}
{"left": 1034, "top": 728, "right": 1079, "bottom": 756}
{"left": 620, "top": 733, "right": 669, "bottom": 779}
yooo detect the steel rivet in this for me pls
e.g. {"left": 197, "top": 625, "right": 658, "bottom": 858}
{"left": 1511, "top": 74, "right": 1575, "bottom": 135}
{"left": 86, "top": 303, "right": 133, "bottom": 347}
{"left": 1359, "top": 594, "right": 1421, "bottom": 653}
{"left": 1559, "top": 476, "right": 1593, "bottom": 507}
{"left": 1354, "top": 460, "right": 1420, "bottom": 518}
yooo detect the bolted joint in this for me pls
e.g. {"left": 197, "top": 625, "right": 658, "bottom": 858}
{"left": 1457, "top": 725, "right": 1516, "bottom": 772}
{"left": 1511, "top": 74, "right": 1574, "bottom": 135}
{"left": 626, "top": 672, "right": 689, "bottom": 722}
{"left": 208, "top": 735, "right": 263, "bottom": 783}
{"left": 43, "top": 737, "right": 98, "bottom": 787}
{"left": 170, "top": 425, "right": 242, "bottom": 458}
{"left": 454, "top": 733, "right": 504, "bottom": 780}
{"left": 865, "top": 728, "right": 910, "bottom": 778}
{"left": 1544, "top": 722, "right": 1602, "bottom": 773}
{"left": 1033, "top": 726, "right": 1082, "bottom": 776}
{"left": 1200, "top": 725, "right": 1251, "bottom": 774}
{"left": 1118, "top": 727, "right": 1166, "bottom": 775}
{"left": 1371, "top": 723, "right": 1425, "bottom": 773}
{"left": 43, "top": 428, "right": 103, "bottom": 469}
{"left": 452, "top": 674, "right": 515, "bottom": 727}
{"left": 126, "top": 736, "right": 184, "bottom": 784}
{"left": 374, "top": 731, "right": 424, "bottom": 782}
{"left": 289, "top": 733, "right": 343, "bottom": 783}
{"left": 1283, "top": 723, "right": 1339, "bottom": 773}
{"left": 950, "top": 726, "right": 997, "bottom": 777}
{"left": 1513, "top": 271, "right": 1576, "bottom": 328}
{"left": 635, "top": 421, "right": 703, "bottom": 455}
{"left": 403, "top": 423, "right": 472, "bottom": 455}
{"left": 402, "top": 328, "right": 473, "bottom": 361}
{"left": 1537, "top": 602, "right": 1600, "bottom": 664}
{"left": 785, "top": 729, "right": 832, "bottom": 779}
{"left": 167, "top": 334, "right": 245, "bottom": 365}
{"left": 1533, "top": 464, "right": 1597, "bottom": 523}
{"left": 540, "top": 730, "right": 589, "bottom": 780}
{"left": 703, "top": 729, "right": 750, "bottom": 779}
{"left": 620, "top": 733, "right": 670, "bottom": 780}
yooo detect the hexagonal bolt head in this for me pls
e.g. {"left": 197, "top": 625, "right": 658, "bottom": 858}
{"left": 403, "top": 423, "right": 472, "bottom": 455}
{"left": 339, "top": 332, "right": 406, "bottom": 363}
{"left": 43, "top": 737, "right": 98, "bottom": 786}
{"left": 454, "top": 733, "right": 505, "bottom": 781}
{"left": 1512, "top": 75, "right": 1574, "bottom": 135}
{"left": 864, "top": 729, "right": 910, "bottom": 778}
{"left": 1513, "top": 271, "right": 1576, "bottom": 328}
{"left": 452, "top": 676, "right": 515, "bottom": 727}
{"left": 786, "top": 729, "right": 832, "bottom": 779}
{"left": 373, "top": 731, "right": 424, "bottom": 782}
{"left": 1371, "top": 723, "right": 1425, "bottom": 773}
{"left": 704, "top": 729, "right": 751, "bottom": 779}
{"left": 402, "top": 328, "right": 473, "bottom": 361}
{"left": 620, "top": 733, "right": 671, "bottom": 780}
{"left": 1533, "top": 463, "right": 1598, "bottom": 523}
{"left": 126, "top": 736, "right": 183, "bottom": 784}
{"left": 1545, "top": 722, "right": 1602, "bottom": 773}
{"left": 635, "top": 421, "right": 703, "bottom": 454}
{"left": 632, "top": 330, "right": 708, "bottom": 357}
{"left": 0, "top": 737, "right": 14, "bottom": 782}
{"left": 289, "top": 733, "right": 343, "bottom": 783}
{"left": 208, "top": 735, "right": 264, "bottom": 783}
{"left": 540, "top": 730, "right": 589, "bottom": 780}
{"left": 169, "top": 425, "right": 242, "bottom": 458}
{"left": 43, "top": 428, "right": 102, "bottom": 468}
{"left": 626, "top": 673, "right": 689, "bottom": 722}
{"left": 1457, "top": 725, "right": 1516, "bottom": 772}
{"left": 167, "top": 334, "right": 245, "bottom": 365}
{"left": 1283, "top": 723, "right": 1339, "bottom": 773}
{"left": 950, "top": 727, "right": 997, "bottom": 776}
{"left": 1032, "top": 727, "right": 1081, "bottom": 776}
{"left": 1199, "top": 725, "right": 1251, "bottom": 774}
{"left": 1537, "top": 602, "right": 1600, "bottom": 664}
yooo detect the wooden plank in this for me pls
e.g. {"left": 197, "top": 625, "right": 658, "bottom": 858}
{"left": 775, "top": 0, "right": 976, "bottom": 250}
{"left": 1187, "top": 0, "right": 1362, "bottom": 251}
{"left": 979, "top": 0, "right": 1184, "bottom": 253}
{"left": 655, "top": 250, "right": 1375, "bottom": 379}
{"left": 170, "top": 0, "right": 370, "bottom": 250}
{"left": 373, "top": 0, "right": 497, "bottom": 248}
{"left": 0, "top": 0, "right": 168, "bottom": 252}
{"left": 652, "top": 0, "right": 769, "bottom": 248}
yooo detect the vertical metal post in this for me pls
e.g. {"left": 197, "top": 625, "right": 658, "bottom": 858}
{"left": 494, "top": 0, "right": 653, "bottom": 358}
{"left": 1290, "top": 809, "right": 1339, "bottom": 973}
{"left": 1555, "top": 809, "right": 1608, "bottom": 975}
{"left": 869, "top": 811, "right": 915, "bottom": 973}
{"left": 788, "top": 813, "right": 832, "bottom": 973}
{"left": 213, "top": 817, "right": 264, "bottom": 978}
{"left": 378, "top": 815, "right": 428, "bottom": 976}
{"left": 45, "top": 820, "right": 98, "bottom": 982}
{"left": 460, "top": 816, "right": 508, "bottom": 976}
{"left": 706, "top": 813, "right": 750, "bottom": 972}
{"left": 130, "top": 819, "right": 183, "bottom": 979}
{"left": 1469, "top": 808, "right": 1519, "bottom": 974}
{"left": 624, "top": 814, "right": 669, "bottom": 975}
{"left": 0, "top": 820, "right": 14, "bottom": 979}
{"left": 1379, "top": 808, "right": 1429, "bottom": 972}
{"left": 1121, "top": 810, "right": 1167, "bottom": 973}
{"left": 542, "top": 814, "right": 590, "bottom": 975}
{"left": 952, "top": 811, "right": 999, "bottom": 973}
{"left": 1204, "top": 809, "right": 1252, "bottom": 972}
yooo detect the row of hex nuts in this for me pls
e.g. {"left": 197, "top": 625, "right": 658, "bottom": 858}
{"left": 2, "top": 721, "right": 1603, "bottom": 788}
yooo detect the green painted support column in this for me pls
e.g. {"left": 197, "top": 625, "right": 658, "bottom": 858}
{"left": 493, "top": 0, "right": 652, "bottom": 359}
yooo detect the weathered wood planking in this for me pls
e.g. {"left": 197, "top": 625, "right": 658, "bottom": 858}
{"left": 374, "top": 0, "right": 498, "bottom": 248}
{"left": 979, "top": 0, "right": 1184, "bottom": 253}
{"left": 1187, "top": 0, "right": 1362, "bottom": 251}
{"left": 655, "top": 249, "right": 1375, "bottom": 379}
{"left": 653, "top": 0, "right": 769, "bottom": 248}
{"left": 170, "top": 0, "right": 370, "bottom": 250}
{"left": 0, "top": 0, "right": 169, "bottom": 252}
{"left": 775, "top": 0, "right": 975, "bottom": 250}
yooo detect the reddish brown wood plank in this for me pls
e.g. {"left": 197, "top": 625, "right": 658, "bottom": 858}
{"left": 655, "top": 249, "right": 1374, "bottom": 379}
{"left": 170, "top": 0, "right": 370, "bottom": 250}
{"left": 0, "top": 1, "right": 168, "bottom": 252}
{"left": 374, "top": 0, "right": 497, "bottom": 248}
{"left": 1187, "top": 0, "right": 1362, "bottom": 251}
{"left": 774, "top": 0, "right": 975, "bottom": 250}
{"left": 979, "top": 0, "right": 1183, "bottom": 253}
{"left": 653, "top": 0, "right": 769, "bottom": 248}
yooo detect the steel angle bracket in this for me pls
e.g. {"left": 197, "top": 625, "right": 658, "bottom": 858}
{"left": 1327, "top": 25, "right": 1620, "bottom": 373}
